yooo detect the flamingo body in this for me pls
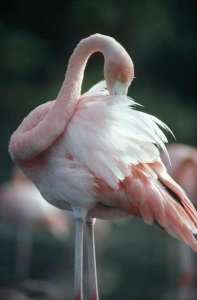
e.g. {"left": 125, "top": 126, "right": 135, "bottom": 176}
{"left": 18, "top": 84, "right": 163, "bottom": 206}
{"left": 10, "top": 81, "right": 197, "bottom": 250}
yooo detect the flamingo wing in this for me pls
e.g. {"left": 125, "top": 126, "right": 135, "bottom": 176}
{"left": 61, "top": 82, "right": 170, "bottom": 189}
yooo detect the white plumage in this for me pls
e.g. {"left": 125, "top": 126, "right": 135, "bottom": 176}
{"left": 58, "top": 81, "right": 170, "bottom": 187}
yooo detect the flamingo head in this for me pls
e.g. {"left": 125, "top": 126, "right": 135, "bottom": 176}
{"left": 104, "top": 53, "right": 134, "bottom": 96}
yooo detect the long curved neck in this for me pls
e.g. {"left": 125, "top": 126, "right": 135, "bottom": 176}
{"left": 54, "top": 34, "right": 116, "bottom": 121}
{"left": 10, "top": 34, "right": 118, "bottom": 161}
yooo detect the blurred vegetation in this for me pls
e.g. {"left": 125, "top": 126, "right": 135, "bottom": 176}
{"left": 0, "top": 0, "right": 196, "bottom": 299}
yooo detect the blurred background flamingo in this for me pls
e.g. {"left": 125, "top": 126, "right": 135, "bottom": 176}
{"left": 0, "top": 167, "right": 71, "bottom": 299}
{"left": 161, "top": 144, "right": 197, "bottom": 300}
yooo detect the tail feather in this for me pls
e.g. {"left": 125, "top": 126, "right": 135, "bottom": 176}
{"left": 151, "top": 159, "right": 197, "bottom": 228}
{"left": 124, "top": 161, "right": 197, "bottom": 252}
{"left": 97, "top": 159, "right": 197, "bottom": 252}
{"left": 162, "top": 198, "right": 197, "bottom": 249}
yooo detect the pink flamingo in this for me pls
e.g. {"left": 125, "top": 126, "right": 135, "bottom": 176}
{"left": 161, "top": 144, "right": 197, "bottom": 300}
{"left": 0, "top": 167, "right": 70, "bottom": 283}
{"left": 161, "top": 144, "right": 197, "bottom": 208}
{"left": 9, "top": 34, "right": 197, "bottom": 300}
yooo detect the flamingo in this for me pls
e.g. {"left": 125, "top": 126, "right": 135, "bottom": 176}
{"left": 160, "top": 144, "right": 197, "bottom": 208}
{"left": 0, "top": 167, "right": 70, "bottom": 283}
{"left": 161, "top": 144, "right": 197, "bottom": 300}
{"left": 9, "top": 34, "right": 197, "bottom": 300}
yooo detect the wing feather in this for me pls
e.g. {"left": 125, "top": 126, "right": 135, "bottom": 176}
{"left": 60, "top": 82, "right": 171, "bottom": 188}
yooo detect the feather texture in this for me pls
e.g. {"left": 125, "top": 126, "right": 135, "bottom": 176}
{"left": 60, "top": 81, "right": 170, "bottom": 188}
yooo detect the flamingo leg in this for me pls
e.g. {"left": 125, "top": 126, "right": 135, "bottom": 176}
{"left": 14, "top": 226, "right": 33, "bottom": 284}
{"left": 74, "top": 217, "right": 84, "bottom": 300}
{"left": 86, "top": 218, "right": 99, "bottom": 300}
